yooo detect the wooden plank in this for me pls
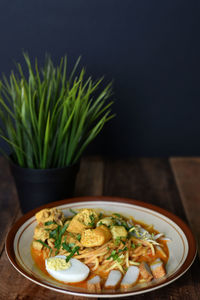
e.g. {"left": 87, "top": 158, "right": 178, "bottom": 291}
{"left": 103, "top": 158, "right": 186, "bottom": 219}
{"left": 0, "top": 157, "right": 20, "bottom": 255}
{"left": 75, "top": 156, "right": 104, "bottom": 196}
{"left": 0, "top": 156, "right": 100, "bottom": 300}
{"left": 170, "top": 157, "right": 200, "bottom": 258}
{"left": 103, "top": 158, "right": 200, "bottom": 300}
{"left": 1, "top": 156, "right": 200, "bottom": 300}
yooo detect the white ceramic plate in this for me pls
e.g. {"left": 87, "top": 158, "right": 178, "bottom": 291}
{"left": 6, "top": 196, "right": 197, "bottom": 298}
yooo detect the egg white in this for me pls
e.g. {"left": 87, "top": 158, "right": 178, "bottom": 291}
{"left": 45, "top": 255, "right": 90, "bottom": 283}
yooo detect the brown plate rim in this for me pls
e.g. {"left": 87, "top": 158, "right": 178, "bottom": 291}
{"left": 5, "top": 196, "right": 197, "bottom": 297}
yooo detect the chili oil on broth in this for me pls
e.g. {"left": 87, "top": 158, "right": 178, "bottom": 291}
{"left": 31, "top": 209, "right": 169, "bottom": 291}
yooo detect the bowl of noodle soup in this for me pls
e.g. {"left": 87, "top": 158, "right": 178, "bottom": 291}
{"left": 6, "top": 196, "right": 197, "bottom": 298}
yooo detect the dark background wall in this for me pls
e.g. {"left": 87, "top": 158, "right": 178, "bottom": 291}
{"left": 0, "top": 0, "right": 200, "bottom": 156}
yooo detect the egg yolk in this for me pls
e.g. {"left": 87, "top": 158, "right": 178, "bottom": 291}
{"left": 46, "top": 257, "right": 71, "bottom": 271}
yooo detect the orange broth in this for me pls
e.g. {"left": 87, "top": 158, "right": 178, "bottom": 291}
{"left": 31, "top": 216, "right": 169, "bottom": 288}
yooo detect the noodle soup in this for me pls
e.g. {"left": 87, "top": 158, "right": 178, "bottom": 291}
{"left": 31, "top": 207, "right": 169, "bottom": 291}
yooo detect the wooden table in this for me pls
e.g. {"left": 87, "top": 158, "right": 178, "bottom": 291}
{"left": 0, "top": 156, "right": 199, "bottom": 300}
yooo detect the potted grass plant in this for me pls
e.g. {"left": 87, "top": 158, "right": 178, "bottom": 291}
{"left": 0, "top": 54, "right": 114, "bottom": 213}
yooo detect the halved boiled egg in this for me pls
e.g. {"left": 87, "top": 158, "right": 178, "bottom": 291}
{"left": 45, "top": 255, "right": 90, "bottom": 283}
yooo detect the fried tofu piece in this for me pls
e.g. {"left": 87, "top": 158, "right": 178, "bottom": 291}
{"left": 139, "top": 262, "right": 153, "bottom": 282}
{"left": 111, "top": 226, "right": 128, "bottom": 240}
{"left": 35, "top": 208, "right": 65, "bottom": 226}
{"left": 32, "top": 240, "right": 43, "bottom": 250}
{"left": 87, "top": 275, "right": 101, "bottom": 292}
{"left": 150, "top": 258, "right": 166, "bottom": 279}
{"left": 33, "top": 225, "right": 49, "bottom": 241}
{"left": 67, "top": 209, "right": 98, "bottom": 234}
{"left": 120, "top": 266, "right": 140, "bottom": 290}
{"left": 81, "top": 225, "right": 112, "bottom": 247}
{"left": 105, "top": 270, "right": 122, "bottom": 289}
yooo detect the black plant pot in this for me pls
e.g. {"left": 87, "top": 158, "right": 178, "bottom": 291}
{"left": 9, "top": 161, "right": 80, "bottom": 214}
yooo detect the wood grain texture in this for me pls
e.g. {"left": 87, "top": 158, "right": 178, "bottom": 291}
{"left": 103, "top": 158, "right": 186, "bottom": 218}
{"left": 0, "top": 156, "right": 200, "bottom": 300}
{"left": 0, "top": 157, "right": 20, "bottom": 256}
{"left": 75, "top": 156, "right": 104, "bottom": 196}
{"left": 170, "top": 157, "right": 200, "bottom": 258}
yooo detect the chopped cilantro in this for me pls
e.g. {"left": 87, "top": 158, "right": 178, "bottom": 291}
{"left": 120, "top": 221, "right": 129, "bottom": 231}
{"left": 44, "top": 221, "right": 56, "bottom": 226}
{"left": 106, "top": 250, "right": 121, "bottom": 262}
{"left": 36, "top": 239, "right": 51, "bottom": 250}
{"left": 65, "top": 246, "right": 80, "bottom": 262}
{"left": 49, "top": 226, "right": 60, "bottom": 240}
{"left": 88, "top": 214, "right": 95, "bottom": 227}
{"left": 114, "top": 237, "right": 126, "bottom": 245}
{"left": 131, "top": 243, "right": 136, "bottom": 249}
{"left": 107, "top": 250, "right": 117, "bottom": 260}
{"left": 54, "top": 224, "right": 68, "bottom": 249}
{"left": 49, "top": 248, "right": 53, "bottom": 257}
{"left": 118, "top": 247, "right": 128, "bottom": 253}
{"left": 111, "top": 217, "right": 129, "bottom": 230}
{"left": 76, "top": 233, "right": 81, "bottom": 241}
{"left": 99, "top": 212, "right": 103, "bottom": 219}
{"left": 60, "top": 224, "right": 68, "bottom": 235}
{"left": 113, "top": 213, "right": 122, "bottom": 218}
{"left": 107, "top": 246, "right": 128, "bottom": 262}
{"left": 63, "top": 235, "right": 67, "bottom": 243}
{"left": 62, "top": 242, "right": 76, "bottom": 253}
{"left": 65, "top": 222, "right": 70, "bottom": 229}
{"left": 114, "top": 237, "right": 121, "bottom": 246}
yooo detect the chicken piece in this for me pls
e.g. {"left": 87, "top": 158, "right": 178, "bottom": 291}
{"left": 81, "top": 225, "right": 112, "bottom": 247}
{"left": 105, "top": 270, "right": 122, "bottom": 289}
{"left": 111, "top": 226, "right": 128, "bottom": 240}
{"left": 32, "top": 240, "right": 43, "bottom": 250}
{"left": 87, "top": 275, "right": 101, "bottom": 292}
{"left": 35, "top": 208, "right": 65, "bottom": 226}
{"left": 33, "top": 225, "right": 49, "bottom": 241}
{"left": 97, "top": 217, "right": 114, "bottom": 227}
{"left": 139, "top": 262, "right": 153, "bottom": 282}
{"left": 150, "top": 258, "right": 166, "bottom": 279}
{"left": 67, "top": 209, "right": 98, "bottom": 234}
{"left": 120, "top": 266, "right": 140, "bottom": 290}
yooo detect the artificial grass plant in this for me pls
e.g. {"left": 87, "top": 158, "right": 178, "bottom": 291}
{"left": 0, "top": 54, "right": 114, "bottom": 169}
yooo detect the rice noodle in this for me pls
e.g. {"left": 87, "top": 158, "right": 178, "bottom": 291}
{"left": 32, "top": 207, "right": 169, "bottom": 287}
